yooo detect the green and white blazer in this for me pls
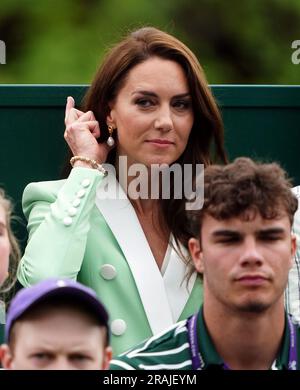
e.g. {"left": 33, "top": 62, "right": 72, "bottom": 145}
{"left": 17, "top": 167, "right": 203, "bottom": 356}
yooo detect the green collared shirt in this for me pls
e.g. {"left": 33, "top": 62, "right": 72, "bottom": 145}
{"left": 197, "top": 308, "right": 293, "bottom": 370}
{"left": 110, "top": 307, "right": 300, "bottom": 370}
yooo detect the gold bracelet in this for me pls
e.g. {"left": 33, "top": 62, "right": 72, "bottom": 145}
{"left": 70, "top": 156, "right": 107, "bottom": 176}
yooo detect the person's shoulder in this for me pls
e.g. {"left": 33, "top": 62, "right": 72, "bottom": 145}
{"left": 289, "top": 315, "right": 300, "bottom": 337}
{"left": 292, "top": 316, "right": 300, "bottom": 326}
{"left": 292, "top": 186, "right": 300, "bottom": 199}
{"left": 110, "top": 319, "right": 191, "bottom": 370}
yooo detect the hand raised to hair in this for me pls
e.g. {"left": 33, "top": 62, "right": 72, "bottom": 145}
{"left": 64, "top": 96, "right": 112, "bottom": 165}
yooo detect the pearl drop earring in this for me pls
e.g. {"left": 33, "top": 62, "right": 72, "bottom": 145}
{"left": 107, "top": 125, "right": 115, "bottom": 147}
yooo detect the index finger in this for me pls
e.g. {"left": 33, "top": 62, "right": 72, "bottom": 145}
{"left": 65, "top": 96, "right": 75, "bottom": 121}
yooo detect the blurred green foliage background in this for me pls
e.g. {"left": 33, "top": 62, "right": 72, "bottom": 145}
{"left": 0, "top": 0, "right": 299, "bottom": 84}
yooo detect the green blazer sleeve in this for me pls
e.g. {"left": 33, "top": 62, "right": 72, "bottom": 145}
{"left": 18, "top": 167, "right": 104, "bottom": 286}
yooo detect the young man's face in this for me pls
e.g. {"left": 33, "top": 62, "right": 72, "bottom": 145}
{"left": 189, "top": 211, "right": 297, "bottom": 313}
{"left": 1, "top": 306, "right": 112, "bottom": 370}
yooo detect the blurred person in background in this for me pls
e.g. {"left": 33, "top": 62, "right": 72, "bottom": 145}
{"left": 0, "top": 189, "right": 20, "bottom": 331}
{"left": 286, "top": 187, "right": 300, "bottom": 321}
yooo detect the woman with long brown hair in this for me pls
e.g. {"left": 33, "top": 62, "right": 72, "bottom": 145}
{"left": 17, "top": 27, "right": 227, "bottom": 355}
{"left": 0, "top": 189, "right": 20, "bottom": 330}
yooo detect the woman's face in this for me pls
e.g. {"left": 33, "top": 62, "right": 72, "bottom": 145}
{"left": 0, "top": 205, "right": 10, "bottom": 286}
{"left": 107, "top": 57, "right": 194, "bottom": 168}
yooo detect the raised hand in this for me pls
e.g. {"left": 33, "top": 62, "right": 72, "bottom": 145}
{"left": 64, "top": 96, "right": 112, "bottom": 165}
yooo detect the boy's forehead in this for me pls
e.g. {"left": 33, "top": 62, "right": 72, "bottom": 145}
{"left": 11, "top": 321, "right": 106, "bottom": 360}
{"left": 201, "top": 211, "right": 291, "bottom": 232}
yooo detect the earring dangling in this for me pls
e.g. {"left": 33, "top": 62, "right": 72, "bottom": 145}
{"left": 107, "top": 125, "right": 115, "bottom": 147}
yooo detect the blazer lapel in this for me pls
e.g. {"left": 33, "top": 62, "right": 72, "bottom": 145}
{"left": 95, "top": 173, "right": 174, "bottom": 335}
{"left": 163, "top": 238, "right": 197, "bottom": 322}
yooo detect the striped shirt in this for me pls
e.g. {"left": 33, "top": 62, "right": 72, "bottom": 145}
{"left": 110, "top": 320, "right": 192, "bottom": 370}
{"left": 110, "top": 309, "right": 300, "bottom": 370}
{"left": 286, "top": 186, "right": 300, "bottom": 320}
